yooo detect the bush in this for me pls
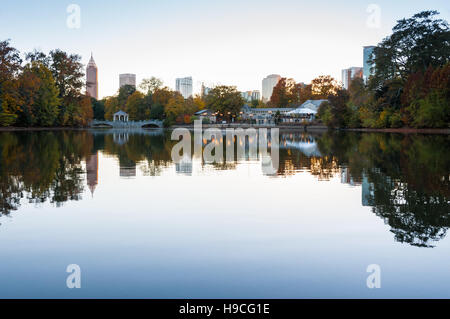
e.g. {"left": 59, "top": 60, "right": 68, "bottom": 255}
{"left": 0, "top": 112, "right": 17, "bottom": 127}
{"left": 389, "top": 112, "right": 403, "bottom": 128}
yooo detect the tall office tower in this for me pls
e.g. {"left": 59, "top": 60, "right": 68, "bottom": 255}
{"left": 341, "top": 67, "right": 363, "bottom": 89}
{"left": 363, "top": 46, "right": 376, "bottom": 83}
{"left": 175, "top": 76, "right": 193, "bottom": 99}
{"left": 251, "top": 90, "right": 260, "bottom": 101}
{"left": 262, "top": 74, "right": 281, "bottom": 102}
{"left": 119, "top": 74, "right": 136, "bottom": 88}
{"left": 86, "top": 54, "right": 98, "bottom": 99}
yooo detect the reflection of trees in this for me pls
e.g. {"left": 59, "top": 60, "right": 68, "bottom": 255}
{"left": 0, "top": 131, "right": 92, "bottom": 215}
{"left": 102, "top": 132, "right": 173, "bottom": 176}
{"left": 1, "top": 129, "right": 448, "bottom": 248}
{"left": 317, "top": 131, "right": 450, "bottom": 247}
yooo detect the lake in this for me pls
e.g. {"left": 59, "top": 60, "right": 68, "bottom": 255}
{"left": 0, "top": 129, "right": 448, "bottom": 298}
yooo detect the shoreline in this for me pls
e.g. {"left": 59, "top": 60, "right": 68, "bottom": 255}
{"left": 0, "top": 125, "right": 449, "bottom": 134}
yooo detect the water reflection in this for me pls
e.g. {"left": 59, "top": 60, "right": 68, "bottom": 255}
{"left": 0, "top": 129, "right": 448, "bottom": 248}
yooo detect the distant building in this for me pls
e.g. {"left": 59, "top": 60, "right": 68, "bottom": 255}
{"left": 241, "top": 90, "right": 261, "bottom": 102}
{"left": 119, "top": 73, "right": 136, "bottom": 88}
{"left": 201, "top": 83, "right": 211, "bottom": 98}
{"left": 251, "top": 90, "right": 260, "bottom": 101}
{"left": 194, "top": 109, "right": 216, "bottom": 123}
{"left": 113, "top": 110, "right": 129, "bottom": 122}
{"left": 341, "top": 67, "right": 363, "bottom": 90}
{"left": 86, "top": 54, "right": 98, "bottom": 99}
{"left": 363, "top": 46, "right": 376, "bottom": 83}
{"left": 176, "top": 77, "right": 193, "bottom": 99}
{"left": 262, "top": 74, "right": 281, "bottom": 102}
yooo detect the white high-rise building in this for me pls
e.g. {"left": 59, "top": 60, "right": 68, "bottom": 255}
{"left": 119, "top": 74, "right": 136, "bottom": 88}
{"left": 262, "top": 74, "right": 281, "bottom": 102}
{"left": 175, "top": 77, "right": 193, "bottom": 99}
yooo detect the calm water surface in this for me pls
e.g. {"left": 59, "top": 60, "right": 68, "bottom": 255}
{"left": 0, "top": 129, "right": 448, "bottom": 298}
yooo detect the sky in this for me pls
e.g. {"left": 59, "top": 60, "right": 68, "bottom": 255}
{"left": 1, "top": 0, "right": 449, "bottom": 99}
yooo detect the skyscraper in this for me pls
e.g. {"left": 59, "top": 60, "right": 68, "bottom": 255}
{"left": 262, "top": 74, "right": 281, "bottom": 102}
{"left": 86, "top": 54, "right": 98, "bottom": 99}
{"left": 341, "top": 67, "right": 363, "bottom": 89}
{"left": 175, "top": 77, "right": 193, "bottom": 99}
{"left": 119, "top": 74, "right": 136, "bottom": 88}
{"left": 363, "top": 46, "right": 376, "bottom": 83}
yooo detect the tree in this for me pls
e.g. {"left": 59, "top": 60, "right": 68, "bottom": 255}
{"left": 139, "top": 77, "right": 163, "bottom": 95}
{"left": 47, "top": 50, "right": 87, "bottom": 126}
{"left": 370, "top": 11, "right": 450, "bottom": 90}
{"left": 165, "top": 94, "right": 185, "bottom": 122}
{"left": 92, "top": 98, "right": 105, "bottom": 120}
{"left": 149, "top": 104, "right": 164, "bottom": 120}
{"left": 318, "top": 89, "right": 350, "bottom": 128}
{"left": 125, "top": 91, "right": 147, "bottom": 120}
{"left": 104, "top": 96, "right": 119, "bottom": 120}
{"left": 118, "top": 84, "right": 136, "bottom": 108}
{"left": 269, "top": 78, "right": 300, "bottom": 107}
{"left": 0, "top": 40, "right": 22, "bottom": 126}
{"left": 152, "top": 87, "right": 175, "bottom": 107}
{"left": 18, "top": 62, "right": 60, "bottom": 127}
{"left": 311, "top": 75, "right": 340, "bottom": 98}
{"left": 205, "top": 85, "right": 244, "bottom": 121}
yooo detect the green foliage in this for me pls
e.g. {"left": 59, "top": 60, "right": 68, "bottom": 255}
{"left": 370, "top": 11, "right": 450, "bottom": 90}
{"left": 0, "top": 112, "right": 17, "bottom": 126}
{"left": 205, "top": 85, "right": 244, "bottom": 121}
{"left": 92, "top": 98, "right": 105, "bottom": 120}
{"left": 149, "top": 104, "right": 164, "bottom": 120}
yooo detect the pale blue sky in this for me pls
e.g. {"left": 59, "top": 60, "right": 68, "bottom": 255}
{"left": 1, "top": 0, "right": 449, "bottom": 98}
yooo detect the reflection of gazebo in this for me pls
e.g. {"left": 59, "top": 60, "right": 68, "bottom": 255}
{"left": 114, "top": 110, "right": 129, "bottom": 122}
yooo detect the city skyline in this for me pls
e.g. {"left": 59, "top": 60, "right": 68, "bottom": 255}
{"left": 1, "top": 1, "right": 449, "bottom": 99}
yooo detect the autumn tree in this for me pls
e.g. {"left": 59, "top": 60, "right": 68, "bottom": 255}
{"left": 0, "top": 40, "right": 22, "bottom": 126}
{"left": 126, "top": 91, "right": 147, "bottom": 121}
{"left": 17, "top": 62, "right": 60, "bottom": 127}
{"left": 311, "top": 75, "right": 339, "bottom": 98}
{"left": 205, "top": 85, "right": 244, "bottom": 121}
{"left": 269, "top": 78, "right": 300, "bottom": 107}
{"left": 104, "top": 96, "right": 119, "bottom": 120}
{"left": 139, "top": 77, "right": 163, "bottom": 95}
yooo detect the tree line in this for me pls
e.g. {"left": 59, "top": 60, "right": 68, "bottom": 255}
{"left": 265, "top": 11, "right": 449, "bottom": 129}
{"left": 97, "top": 78, "right": 247, "bottom": 126}
{"left": 318, "top": 11, "right": 449, "bottom": 129}
{"left": 0, "top": 42, "right": 93, "bottom": 127}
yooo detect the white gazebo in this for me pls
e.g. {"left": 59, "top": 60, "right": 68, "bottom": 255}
{"left": 114, "top": 110, "right": 129, "bottom": 122}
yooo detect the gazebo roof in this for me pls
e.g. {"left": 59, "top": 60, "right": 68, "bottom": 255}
{"left": 114, "top": 110, "right": 128, "bottom": 116}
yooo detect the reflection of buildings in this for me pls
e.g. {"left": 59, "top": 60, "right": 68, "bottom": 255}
{"left": 113, "top": 132, "right": 129, "bottom": 145}
{"left": 362, "top": 173, "right": 374, "bottom": 207}
{"left": 120, "top": 166, "right": 136, "bottom": 177}
{"left": 340, "top": 168, "right": 375, "bottom": 207}
{"left": 86, "top": 152, "right": 99, "bottom": 195}
{"left": 175, "top": 155, "right": 193, "bottom": 176}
